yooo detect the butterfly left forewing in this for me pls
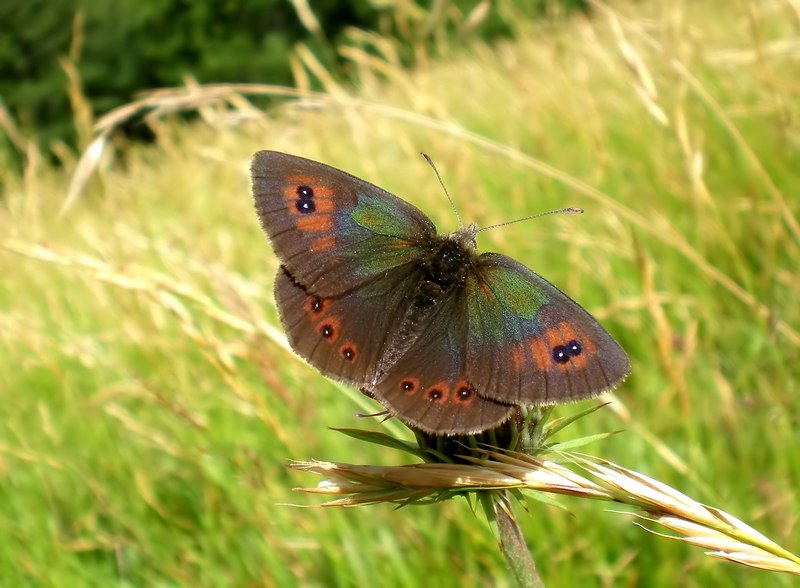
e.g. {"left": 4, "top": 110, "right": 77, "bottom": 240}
{"left": 251, "top": 151, "right": 436, "bottom": 296}
{"left": 253, "top": 151, "right": 443, "bottom": 386}
{"left": 465, "top": 253, "right": 630, "bottom": 405}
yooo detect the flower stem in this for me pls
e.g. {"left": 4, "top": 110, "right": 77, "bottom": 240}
{"left": 483, "top": 491, "right": 544, "bottom": 588}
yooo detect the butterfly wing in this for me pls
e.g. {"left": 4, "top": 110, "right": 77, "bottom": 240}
{"left": 274, "top": 265, "right": 422, "bottom": 385}
{"left": 252, "top": 151, "right": 437, "bottom": 384}
{"left": 464, "top": 253, "right": 630, "bottom": 405}
{"left": 373, "top": 293, "right": 515, "bottom": 435}
{"left": 251, "top": 151, "right": 436, "bottom": 297}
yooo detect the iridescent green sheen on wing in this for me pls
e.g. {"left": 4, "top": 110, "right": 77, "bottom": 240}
{"left": 350, "top": 237, "right": 427, "bottom": 276}
{"left": 351, "top": 194, "right": 422, "bottom": 239}
{"left": 480, "top": 264, "right": 549, "bottom": 319}
{"left": 349, "top": 193, "right": 431, "bottom": 277}
{"left": 465, "top": 262, "right": 551, "bottom": 346}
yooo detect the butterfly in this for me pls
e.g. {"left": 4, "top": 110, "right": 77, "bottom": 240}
{"left": 251, "top": 151, "right": 629, "bottom": 435}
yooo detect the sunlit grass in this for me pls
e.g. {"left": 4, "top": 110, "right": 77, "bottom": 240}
{"left": 1, "top": 1, "right": 797, "bottom": 585}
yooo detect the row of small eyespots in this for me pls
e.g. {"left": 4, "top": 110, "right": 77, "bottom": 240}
{"left": 305, "top": 295, "right": 360, "bottom": 362}
{"left": 398, "top": 378, "right": 476, "bottom": 404}
{"left": 285, "top": 182, "right": 335, "bottom": 216}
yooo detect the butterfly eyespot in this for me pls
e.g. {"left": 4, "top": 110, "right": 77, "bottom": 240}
{"left": 552, "top": 345, "right": 570, "bottom": 364}
{"left": 308, "top": 296, "right": 324, "bottom": 314}
{"left": 339, "top": 344, "right": 356, "bottom": 361}
{"left": 295, "top": 198, "right": 315, "bottom": 214}
{"left": 427, "top": 388, "right": 444, "bottom": 402}
{"left": 552, "top": 339, "right": 584, "bottom": 365}
{"left": 566, "top": 340, "right": 582, "bottom": 357}
{"left": 297, "top": 185, "right": 314, "bottom": 199}
{"left": 456, "top": 385, "right": 474, "bottom": 401}
{"left": 400, "top": 379, "right": 419, "bottom": 393}
{"left": 315, "top": 317, "right": 340, "bottom": 342}
{"left": 294, "top": 185, "right": 316, "bottom": 214}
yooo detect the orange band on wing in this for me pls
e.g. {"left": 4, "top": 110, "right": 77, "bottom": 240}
{"left": 558, "top": 322, "right": 578, "bottom": 342}
{"left": 297, "top": 214, "right": 334, "bottom": 233}
{"left": 310, "top": 235, "right": 336, "bottom": 251}
{"left": 529, "top": 337, "right": 551, "bottom": 371}
{"left": 580, "top": 330, "right": 597, "bottom": 354}
{"left": 544, "top": 327, "right": 562, "bottom": 351}
{"left": 510, "top": 344, "right": 526, "bottom": 371}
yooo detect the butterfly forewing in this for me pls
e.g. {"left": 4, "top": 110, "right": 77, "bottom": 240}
{"left": 251, "top": 151, "right": 435, "bottom": 296}
{"left": 465, "top": 253, "right": 630, "bottom": 405}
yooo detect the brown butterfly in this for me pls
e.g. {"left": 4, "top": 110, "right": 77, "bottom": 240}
{"left": 251, "top": 151, "right": 629, "bottom": 435}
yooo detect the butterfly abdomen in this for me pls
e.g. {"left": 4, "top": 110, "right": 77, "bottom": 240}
{"left": 373, "top": 236, "right": 475, "bottom": 380}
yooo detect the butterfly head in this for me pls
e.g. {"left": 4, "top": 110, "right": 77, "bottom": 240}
{"left": 449, "top": 223, "right": 479, "bottom": 252}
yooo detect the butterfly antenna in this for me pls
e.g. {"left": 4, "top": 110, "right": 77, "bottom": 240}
{"left": 421, "top": 152, "right": 463, "bottom": 228}
{"left": 477, "top": 207, "right": 584, "bottom": 233}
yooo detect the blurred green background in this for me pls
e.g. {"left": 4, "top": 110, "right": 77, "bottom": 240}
{"left": 0, "top": 0, "right": 798, "bottom": 586}
{"left": 0, "top": 0, "right": 585, "bottom": 166}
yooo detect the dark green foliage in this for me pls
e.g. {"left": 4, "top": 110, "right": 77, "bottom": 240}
{"left": 0, "top": 0, "right": 586, "bottom": 164}
{"left": 0, "top": 1, "right": 78, "bottom": 154}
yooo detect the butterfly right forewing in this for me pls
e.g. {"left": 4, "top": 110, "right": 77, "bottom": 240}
{"left": 464, "top": 253, "right": 630, "bottom": 405}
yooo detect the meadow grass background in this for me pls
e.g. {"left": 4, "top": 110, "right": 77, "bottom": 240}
{"left": 1, "top": 1, "right": 798, "bottom": 586}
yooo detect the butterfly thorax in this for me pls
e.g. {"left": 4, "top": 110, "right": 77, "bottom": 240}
{"left": 415, "top": 229, "right": 476, "bottom": 303}
{"left": 373, "top": 225, "right": 479, "bottom": 381}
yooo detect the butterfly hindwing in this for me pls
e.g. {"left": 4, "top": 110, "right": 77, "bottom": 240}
{"left": 465, "top": 253, "right": 630, "bottom": 405}
{"left": 251, "top": 151, "right": 436, "bottom": 296}
{"left": 275, "top": 263, "right": 421, "bottom": 385}
{"left": 373, "top": 293, "right": 515, "bottom": 435}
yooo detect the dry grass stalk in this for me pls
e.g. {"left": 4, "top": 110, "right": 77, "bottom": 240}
{"left": 291, "top": 449, "right": 800, "bottom": 576}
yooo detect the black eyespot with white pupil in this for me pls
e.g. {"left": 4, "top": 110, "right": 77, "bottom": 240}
{"left": 553, "top": 339, "right": 583, "bottom": 364}
{"left": 295, "top": 185, "right": 315, "bottom": 214}
{"left": 428, "top": 389, "right": 443, "bottom": 401}
{"left": 310, "top": 296, "right": 323, "bottom": 313}
{"left": 456, "top": 386, "right": 473, "bottom": 400}
{"left": 320, "top": 324, "right": 334, "bottom": 338}
{"left": 341, "top": 346, "right": 355, "bottom": 360}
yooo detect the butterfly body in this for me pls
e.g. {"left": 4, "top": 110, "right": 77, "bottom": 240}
{"left": 252, "top": 151, "right": 630, "bottom": 435}
{"left": 368, "top": 226, "right": 478, "bottom": 382}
